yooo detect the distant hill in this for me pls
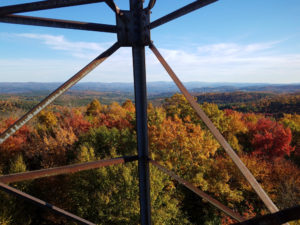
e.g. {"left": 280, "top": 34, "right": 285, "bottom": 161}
{"left": 194, "top": 91, "right": 300, "bottom": 117}
{"left": 0, "top": 82, "right": 299, "bottom": 95}
{"left": 0, "top": 82, "right": 299, "bottom": 117}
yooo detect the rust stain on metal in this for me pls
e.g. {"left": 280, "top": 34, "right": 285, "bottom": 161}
{"left": 0, "top": 156, "right": 137, "bottom": 184}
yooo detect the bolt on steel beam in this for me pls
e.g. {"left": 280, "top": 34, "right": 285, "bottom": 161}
{"left": 149, "top": 43, "right": 280, "bottom": 214}
{"left": 0, "top": 42, "right": 120, "bottom": 145}
{"left": 0, "top": 156, "right": 138, "bottom": 184}
{"left": 0, "top": 182, "right": 96, "bottom": 225}
{"left": 150, "top": 0, "right": 217, "bottom": 29}
{"left": 0, "top": 15, "right": 117, "bottom": 33}
{"left": 0, "top": 0, "right": 104, "bottom": 16}
{"left": 116, "top": 9, "right": 150, "bottom": 46}
{"left": 150, "top": 160, "right": 245, "bottom": 222}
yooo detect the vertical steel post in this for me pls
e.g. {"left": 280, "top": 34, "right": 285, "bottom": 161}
{"left": 130, "top": 0, "right": 151, "bottom": 224}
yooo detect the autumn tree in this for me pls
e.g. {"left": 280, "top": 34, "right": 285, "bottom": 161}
{"left": 60, "top": 109, "right": 91, "bottom": 136}
{"left": 163, "top": 94, "right": 248, "bottom": 152}
{"left": 280, "top": 114, "right": 300, "bottom": 165}
{"left": 163, "top": 93, "right": 198, "bottom": 123}
{"left": 86, "top": 99, "right": 102, "bottom": 116}
{"left": 122, "top": 99, "right": 135, "bottom": 113}
{"left": 9, "top": 154, "right": 26, "bottom": 174}
{"left": 24, "top": 126, "right": 77, "bottom": 169}
{"left": 0, "top": 118, "right": 30, "bottom": 173}
{"left": 247, "top": 118, "right": 294, "bottom": 160}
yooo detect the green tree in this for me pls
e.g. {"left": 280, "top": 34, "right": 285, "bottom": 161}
{"left": 9, "top": 154, "right": 26, "bottom": 174}
{"left": 163, "top": 93, "right": 198, "bottom": 123}
{"left": 66, "top": 126, "right": 189, "bottom": 225}
{"left": 37, "top": 110, "right": 58, "bottom": 129}
{"left": 86, "top": 99, "right": 102, "bottom": 116}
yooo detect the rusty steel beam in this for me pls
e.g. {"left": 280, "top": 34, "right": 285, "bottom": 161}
{"left": 150, "top": 160, "right": 245, "bottom": 222}
{"left": 0, "top": 42, "right": 120, "bottom": 145}
{"left": 150, "top": 0, "right": 217, "bottom": 29}
{"left": 0, "top": 182, "right": 96, "bottom": 225}
{"left": 105, "top": 0, "right": 120, "bottom": 14}
{"left": 233, "top": 205, "right": 300, "bottom": 225}
{"left": 147, "top": 0, "right": 156, "bottom": 10}
{"left": 0, "top": 15, "right": 117, "bottom": 33}
{"left": 0, "top": 156, "right": 138, "bottom": 184}
{"left": 0, "top": 0, "right": 104, "bottom": 16}
{"left": 149, "top": 43, "right": 279, "bottom": 214}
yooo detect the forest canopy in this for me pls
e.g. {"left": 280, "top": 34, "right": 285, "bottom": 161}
{"left": 0, "top": 93, "right": 299, "bottom": 225}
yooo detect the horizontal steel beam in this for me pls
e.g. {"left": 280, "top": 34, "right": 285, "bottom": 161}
{"left": 0, "top": 42, "right": 120, "bottom": 145}
{"left": 149, "top": 43, "right": 279, "bottom": 214}
{"left": 0, "top": 15, "right": 117, "bottom": 33}
{"left": 150, "top": 160, "right": 245, "bottom": 222}
{"left": 150, "top": 0, "right": 217, "bottom": 29}
{"left": 233, "top": 205, "right": 300, "bottom": 225}
{"left": 0, "top": 0, "right": 104, "bottom": 16}
{"left": 0, "top": 182, "right": 96, "bottom": 225}
{"left": 0, "top": 156, "right": 138, "bottom": 184}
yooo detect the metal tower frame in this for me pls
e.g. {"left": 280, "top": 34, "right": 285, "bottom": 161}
{"left": 0, "top": 1, "right": 299, "bottom": 224}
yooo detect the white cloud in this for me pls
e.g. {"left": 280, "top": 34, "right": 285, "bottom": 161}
{"left": 2, "top": 33, "right": 300, "bottom": 83}
{"left": 147, "top": 42, "right": 300, "bottom": 83}
{"left": 17, "top": 33, "right": 110, "bottom": 59}
{"left": 197, "top": 41, "right": 278, "bottom": 56}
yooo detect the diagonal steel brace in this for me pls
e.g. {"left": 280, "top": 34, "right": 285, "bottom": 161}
{"left": 150, "top": 0, "right": 217, "bottom": 29}
{"left": 0, "top": 42, "right": 120, "bottom": 145}
{"left": 149, "top": 43, "right": 279, "bottom": 214}
{"left": 150, "top": 160, "right": 245, "bottom": 222}
{"left": 0, "top": 182, "right": 96, "bottom": 225}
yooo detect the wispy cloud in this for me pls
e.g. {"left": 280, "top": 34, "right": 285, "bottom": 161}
{"left": 2, "top": 33, "right": 300, "bottom": 83}
{"left": 148, "top": 41, "right": 300, "bottom": 83}
{"left": 17, "top": 33, "right": 110, "bottom": 58}
{"left": 197, "top": 42, "right": 278, "bottom": 56}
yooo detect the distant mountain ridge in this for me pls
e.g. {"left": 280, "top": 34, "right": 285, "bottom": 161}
{"left": 0, "top": 82, "right": 299, "bottom": 94}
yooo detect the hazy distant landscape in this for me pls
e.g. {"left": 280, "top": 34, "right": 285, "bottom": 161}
{"left": 0, "top": 82, "right": 299, "bottom": 94}
{"left": 1, "top": 82, "right": 299, "bottom": 116}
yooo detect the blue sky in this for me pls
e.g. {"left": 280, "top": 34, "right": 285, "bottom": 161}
{"left": 0, "top": 0, "right": 300, "bottom": 83}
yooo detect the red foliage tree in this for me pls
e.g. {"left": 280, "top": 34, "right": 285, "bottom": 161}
{"left": 61, "top": 110, "right": 91, "bottom": 135}
{"left": 248, "top": 118, "right": 294, "bottom": 160}
{"left": 0, "top": 118, "right": 30, "bottom": 153}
